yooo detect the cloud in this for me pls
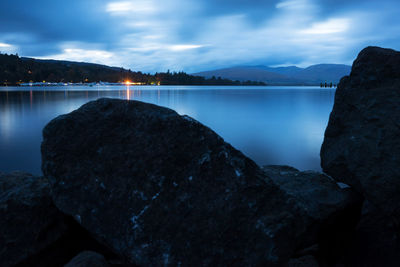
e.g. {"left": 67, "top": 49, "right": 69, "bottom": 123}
{"left": 168, "top": 45, "right": 205, "bottom": 51}
{"left": 300, "top": 18, "right": 350, "bottom": 35}
{"left": 0, "top": 42, "right": 17, "bottom": 54}
{"left": 0, "top": 43, "right": 12, "bottom": 48}
{"left": 106, "top": 1, "right": 156, "bottom": 14}
{"left": 276, "top": 0, "right": 314, "bottom": 10}
{"left": 39, "top": 47, "right": 115, "bottom": 65}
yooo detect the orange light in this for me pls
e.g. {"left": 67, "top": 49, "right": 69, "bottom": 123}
{"left": 125, "top": 80, "right": 131, "bottom": 85}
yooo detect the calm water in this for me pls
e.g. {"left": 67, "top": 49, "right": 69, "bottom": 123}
{"left": 0, "top": 85, "right": 335, "bottom": 175}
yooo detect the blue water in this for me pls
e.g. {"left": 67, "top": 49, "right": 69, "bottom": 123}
{"left": 0, "top": 85, "right": 335, "bottom": 175}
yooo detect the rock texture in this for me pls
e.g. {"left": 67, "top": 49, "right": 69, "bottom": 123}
{"left": 288, "top": 255, "right": 319, "bottom": 267}
{"left": 321, "top": 46, "right": 400, "bottom": 218}
{"left": 42, "top": 98, "right": 294, "bottom": 266}
{"left": 0, "top": 172, "right": 68, "bottom": 266}
{"left": 42, "top": 98, "right": 361, "bottom": 266}
{"left": 64, "top": 251, "right": 110, "bottom": 267}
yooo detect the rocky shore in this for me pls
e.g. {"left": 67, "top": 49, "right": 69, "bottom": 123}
{"left": 1, "top": 46, "right": 399, "bottom": 266}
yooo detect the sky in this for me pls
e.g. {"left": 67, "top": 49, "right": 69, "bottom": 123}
{"left": 0, "top": 0, "right": 399, "bottom": 73}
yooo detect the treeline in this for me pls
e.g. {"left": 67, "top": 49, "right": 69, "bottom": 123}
{"left": 0, "top": 53, "right": 265, "bottom": 86}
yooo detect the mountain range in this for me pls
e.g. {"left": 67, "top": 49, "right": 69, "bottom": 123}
{"left": 193, "top": 64, "right": 352, "bottom": 85}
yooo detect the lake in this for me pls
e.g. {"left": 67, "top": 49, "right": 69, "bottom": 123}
{"left": 0, "top": 85, "right": 335, "bottom": 175}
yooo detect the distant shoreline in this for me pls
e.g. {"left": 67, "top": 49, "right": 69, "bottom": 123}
{"left": 0, "top": 83, "right": 270, "bottom": 87}
{"left": 0, "top": 84, "right": 330, "bottom": 89}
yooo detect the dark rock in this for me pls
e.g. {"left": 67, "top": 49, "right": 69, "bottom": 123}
{"left": 41, "top": 98, "right": 296, "bottom": 266}
{"left": 262, "top": 166, "right": 362, "bottom": 264}
{"left": 321, "top": 46, "right": 400, "bottom": 218}
{"left": 0, "top": 172, "right": 69, "bottom": 266}
{"left": 262, "top": 166, "right": 361, "bottom": 227}
{"left": 0, "top": 171, "right": 122, "bottom": 267}
{"left": 337, "top": 201, "right": 400, "bottom": 266}
{"left": 16, "top": 214, "right": 125, "bottom": 267}
{"left": 64, "top": 251, "right": 109, "bottom": 267}
{"left": 41, "top": 98, "right": 362, "bottom": 266}
{"left": 320, "top": 46, "right": 400, "bottom": 265}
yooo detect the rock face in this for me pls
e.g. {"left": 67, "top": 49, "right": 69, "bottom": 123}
{"left": 64, "top": 251, "right": 110, "bottom": 267}
{"left": 42, "top": 98, "right": 294, "bottom": 266}
{"left": 0, "top": 172, "right": 68, "bottom": 266}
{"left": 320, "top": 46, "right": 400, "bottom": 265}
{"left": 321, "top": 46, "right": 400, "bottom": 218}
{"left": 42, "top": 98, "right": 361, "bottom": 266}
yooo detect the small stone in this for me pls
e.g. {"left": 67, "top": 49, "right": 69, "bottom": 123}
{"left": 64, "top": 251, "right": 109, "bottom": 267}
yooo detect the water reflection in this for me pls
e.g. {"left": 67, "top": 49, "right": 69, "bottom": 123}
{"left": 0, "top": 86, "right": 335, "bottom": 174}
{"left": 126, "top": 86, "right": 130, "bottom": 100}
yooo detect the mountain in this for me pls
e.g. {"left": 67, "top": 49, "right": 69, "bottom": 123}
{"left": 292, "top": 64, "right": 351, "bottom": 84}
{"left": 193, "top": 64, "right": 351, "bottom": 85}
{"left": 245, "top": 65, "right": 303, "bottom": 76}
{"left": 192, "top": 66, "right": 300, "bottom": 84}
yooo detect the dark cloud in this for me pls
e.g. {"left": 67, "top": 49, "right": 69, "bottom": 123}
{"left": 0, "top": 0, "right": 118, "bottom": 54}
{"left": 197, "top": 0, "right": 279, "bottom": 23}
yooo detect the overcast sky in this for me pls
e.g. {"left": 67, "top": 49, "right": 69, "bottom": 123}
{"left": 0, "top": 0, "right": 399, "bottom": 72}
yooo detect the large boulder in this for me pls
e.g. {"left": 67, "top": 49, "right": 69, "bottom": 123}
{"left": 41, "top": 98, "right": 294, "bottom": 266}
{"left": 0, "top": 172, "right": 68, "bottom": 266}
{"left": 42, "top": 98, "right": 361, "bottom": 266}
{"left": 321, "top": 46, "right": 400, "bottom": 217}
{"left": 320, "top": 46, "right": 400, "bottom": 265}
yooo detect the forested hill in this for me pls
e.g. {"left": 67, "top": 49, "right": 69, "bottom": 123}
{"left": 0, "top": 53, "right": 265, "bottom": 86}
